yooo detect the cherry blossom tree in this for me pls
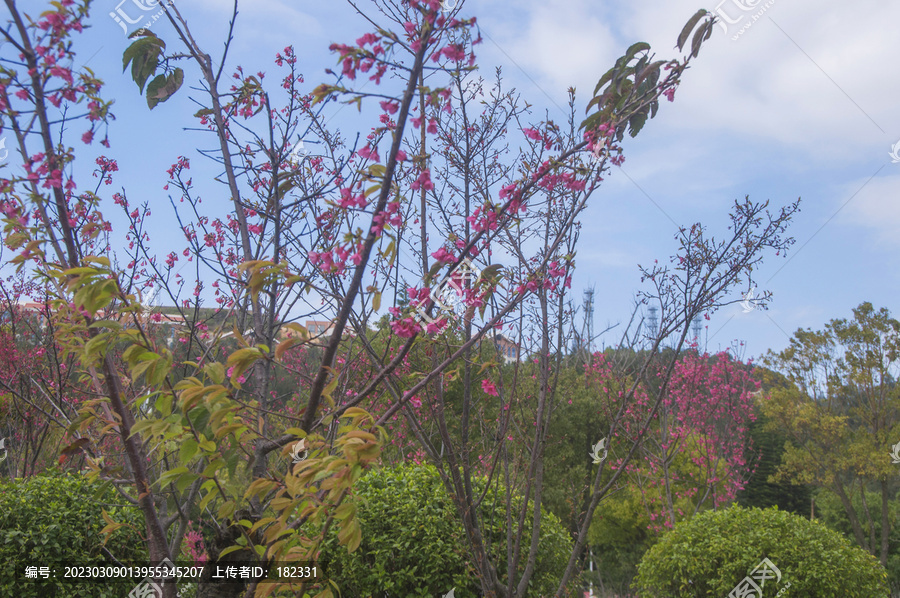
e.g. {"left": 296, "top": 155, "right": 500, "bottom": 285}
{"left": 0, "top": 1, "right": 800, "bottom": 597}
{"left": 594, "top": 350, "right": 759, "bottom": 534}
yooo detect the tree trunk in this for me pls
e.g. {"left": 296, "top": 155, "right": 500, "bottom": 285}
{"left": 196, "top": 516, "right": 255, "bottom": 598}
{"left": 880, "top": 479, "right": 890, "bottom": 566}
{"left": 859, "top": 483, "right": 876, "bottom": 554}
{"left": 832, "top": 480, "right": 871, "bottom": 554}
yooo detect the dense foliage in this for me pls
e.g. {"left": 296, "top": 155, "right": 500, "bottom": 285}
{"left": 0, "top": 471, "right": 147, "bottom": 598}
{"left": 811, "top": 488, "right": 900, "bottom": 596}
{"left": 735, "top": 382, "right": 812, "bottom": 516}
{"left": 0, "top": 0, "right": 808, "bottom": 596}
{"left": 317, "top": 464, "right": 575, "bottom": 598}
{"left": 633, "top": 505, "right": 890, "bottom": 597}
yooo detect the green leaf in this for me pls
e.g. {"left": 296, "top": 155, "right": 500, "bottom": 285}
{"left": 703, "top": 20, "right": 715, "bottom": 43}
{"left": 203, "top": 458, "right": 226, "bottom": 478}
{"left": 677, "top": 9, "right": 708, "bottom": 52}
{"left": 227, "top": 347, "right": 264, "bottom": 384}
{"left": 146, "top": 358, "right": 172, "bottom": 386}
{"left": 204, "top": 362, "right": 226, "bottom": 385}
{"left": 199, "top": 489, "right": 217, "bottom": 512}
{"left": 275, "top": 336, "right": 302, "bottom": 361}
{"left": 218, "top": 545, "right": 245, "bottom": 558}
{"left": 691, "top": 24, "right": 707, "bottom": 58}
{"left": 85, "top": 255, "right": 112, "bottom": 267}
{"left": 633, "top": 54, "right": 649, "bottom": 78}
{"left": 155, "top": 392, "right": 173, "bottom": 416}
{"left": 226, "top": 451, "right": 240, "bottom": 477}
{"left": 83, "top": 333, "right": 111, "bottom": 360}
{"left": 4, "top": 232, "right": 26, "bottom": 249}
{"left": 130, "top": 358, "right": 156, "bottom": 383}
{"left": 480, "top": 264, "right": 504, "bottom": 283}
{"left": 122, "top": 37, "right": 150, "bottom": 72}
{"left": 335, "top": 503, "right": 356, "bottom": 521}
{"left": 157, "top": 466, "right": 189, "bottom": 489}
{"left": 145, "top": 74, "right": 167, "bottom": 108}
{"left": 580, "top": 111, "right": 609, "bottom": 133}
{"left": 122, "top": 36, "right": 165, "bottom": 93}
{"left": 628, "top": 111, "right": 648, "bottom": 138}
{"left": 179, "top": 438, "right": 199, "bottom": 463}
{"left": 635, "top": 60, "right": 666, "bottom": 87}
{"left": 338, "top": 516, "right": 362, "bottom": 552}
{"left": 624, "top": 42, "right": 651, "bottom": 63}
{"left": 427, "top": 260, "right": 444, "bottom": 282}
{"left": 214, "top": 423, "right": 246, "bottom": 441}
{"left": 585, "top": 93, "right": 606, "bottom": 114}
{"left": 217, "top": 499, "right": 236, "bottom": 520}
{"left": 127, "top": 418, "right": 154, "bottom": 439}
{"left": 175, "top": 472, "right": 199, "bottom": 494}
{"left": 146, "top": 68, "right": 184, "bottom": 109}
{"left": 88, "top": 319, "right": 122, "bottom": 331}
{"left": 322, "top": 368, "right": 340, "bottom": 402}
{"left": 128, "top": 28, "right": 157, "bottom": 40}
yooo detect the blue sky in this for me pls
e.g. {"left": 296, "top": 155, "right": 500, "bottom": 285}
{"left": 3, "top": 0, "right": 899, "bottom": 361}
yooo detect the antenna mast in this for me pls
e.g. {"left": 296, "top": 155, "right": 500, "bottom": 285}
{"left": 579, "top": 287, "right": 595, "bottom": 367}
{"left": 646, "top": 305, "right": 659, "bottom": 349}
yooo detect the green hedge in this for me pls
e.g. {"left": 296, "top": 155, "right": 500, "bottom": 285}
{"left": 317, "top": 464, "right": 575, "bottom": 598}
{"left": 633, "top": 505, "right": 889, "bottom": 597}
{"left": 0, "top": 470, "right": 148, "bottom": 597}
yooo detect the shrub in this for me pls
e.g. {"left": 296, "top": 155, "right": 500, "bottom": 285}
{"left": 0, "top": 470, "right": 147, "bottom": 598}
{"left": 317, "top": 464, "right": 575, "bottom": 597}
{"left": 809, "top": 487, "right": 900, "bottom": 594}
{"left": 633, "top": 505, "right": 889, "bottom": 597}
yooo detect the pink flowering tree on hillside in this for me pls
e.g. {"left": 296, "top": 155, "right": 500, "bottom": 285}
{"left": 0, "top": 0, "right": 800, "bottom": 597}
{"left": 591, "top": 351, "right": 759, "bottom": 534}
{"left": 533, "top": 188, "right": 799, "bottom": 594}
{"left": 0, "top": 290, "right": 69, "bottom": 478}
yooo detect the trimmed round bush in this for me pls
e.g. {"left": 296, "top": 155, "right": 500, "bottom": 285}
{"left": 317, "top": 464, "right": 575, "bottom": 598}
{"left": 633, "top": 505, "right": 889, "bottom": 597}
{"left": 0, "top": 470, "right": 147, "bottom": 598}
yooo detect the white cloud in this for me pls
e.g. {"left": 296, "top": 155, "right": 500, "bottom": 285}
{"left": 578, "top": 247, "right": 638, "bottom": 269}
{"left": 473, "top": 0, "right": 900, "bottom": 163}
{"left": 837, "top": 172, "right": 900, "bottom": 245}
